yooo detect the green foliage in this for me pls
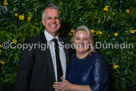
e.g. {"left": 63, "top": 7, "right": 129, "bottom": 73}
{"left": 0, "top": 0, "right": 136, "bottom": 91}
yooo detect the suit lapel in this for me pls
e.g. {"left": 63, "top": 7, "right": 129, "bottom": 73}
{"left": 64, "top": 47, "right": 70, "bottom": 77}
{"left": 40, "top": 33, "right": 56, "bottom": 81}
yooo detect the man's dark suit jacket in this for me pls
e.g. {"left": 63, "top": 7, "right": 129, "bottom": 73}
{"left": 15, "top": 33, "right": 73, "bottom": 91}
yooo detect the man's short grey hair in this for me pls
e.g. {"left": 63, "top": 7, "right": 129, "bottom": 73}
{"left": 71, "top": 25, "right": 96, "bottom": 52}
{"left": 42, "top": 4, "right": 61, "bottom": 20}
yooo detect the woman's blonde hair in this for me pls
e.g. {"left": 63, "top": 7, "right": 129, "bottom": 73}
{"left": 71, "top": 25, "right": 96, "bottom": 52}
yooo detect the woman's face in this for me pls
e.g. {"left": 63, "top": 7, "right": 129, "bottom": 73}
{"left": 73, "top": 30, "right": 90, "bottom": 54}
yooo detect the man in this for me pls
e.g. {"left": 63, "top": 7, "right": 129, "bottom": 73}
{"left": 15, "top": 4, "right": 73, "bottom": 91}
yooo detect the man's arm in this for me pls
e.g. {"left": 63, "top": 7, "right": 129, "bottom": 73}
{"left": 15, "top": 38, "right": 34, "bottom": 91}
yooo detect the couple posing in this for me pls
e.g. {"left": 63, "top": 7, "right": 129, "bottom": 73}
{"left": 15, "top": 4, "right": 109, "bottom": 91}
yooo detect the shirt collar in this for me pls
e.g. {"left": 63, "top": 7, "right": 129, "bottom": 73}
{"left": 44, "top": 30, "right": 59, "bottom": 42}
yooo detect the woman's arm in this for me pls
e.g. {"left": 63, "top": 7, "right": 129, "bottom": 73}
{"left": 90, "top": 53, "right": 109, "bottom": 91}
{"left": 53, "top": 77, "right": 92, "bottom": 91}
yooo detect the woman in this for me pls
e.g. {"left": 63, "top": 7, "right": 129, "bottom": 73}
{"left": 53, "top": 26, "right": 109, "bottom": 91}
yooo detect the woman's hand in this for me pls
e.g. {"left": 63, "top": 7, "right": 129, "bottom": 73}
{"left": 53, "top": 77, "right": 72, "bottom": 91}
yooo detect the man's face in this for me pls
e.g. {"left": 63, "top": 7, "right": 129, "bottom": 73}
{"left": 42, "top": 9, "right": 61, "bottom": 36}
